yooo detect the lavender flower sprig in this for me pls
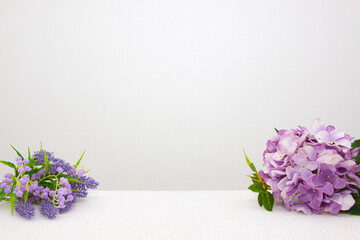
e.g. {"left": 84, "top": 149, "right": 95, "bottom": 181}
{"left": 245, "top": 119, "right": 360, "bottom": 215}
{"left": 0, "top": 145, "right": 99, "bottom": 219}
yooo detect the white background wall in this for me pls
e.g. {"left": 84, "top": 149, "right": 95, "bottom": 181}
{"left": 1, "top": 0, "right": 360, "bottom": 190}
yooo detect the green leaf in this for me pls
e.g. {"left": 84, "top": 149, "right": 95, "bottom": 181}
{"left": 352, "top": 139, "right": 360, "bottom": 164}
{"left": 0, "top": 188, "right": 5, "bottom": 202}
{"left": 274, "top": 127, "right": 279, "bottom": 133}
{"left": 355, "top": 155, "right": 360, "bottom": 165}
{"left": 347, "top": 205, "right": 360, "bottom": 215}
{"left": 75, "top": 150, "right": 86, "bottom": 167}
{"left": 10, "top": 175, "right": 17, "bottom": 184}
{"left": 352, "top": 139, "right": 360, "bottom": 149}
{"left": 243, "top": 149, "right": 257, "bottom": 172}
{"left": 10, "top": 192, "right": 15, "bottom": 216}
{"left": 0, "top": 192, "right": 5, "bottom": 202}
{"left": 263, "top": 191, "right": 274, "bottom": 211}
{"left": 248, "top": 182, "right": 264, "bottom": 193}
{"left": 56, "top": 173, "right": 84, "bottom": 184}
{"left": 28, "top": 146, "right": 34, "bottom": 167}
{"left": 39, "top": 181, "right": 56, "bottom": 189}
{"left": 44, "top": 150, "right": 50, "bottom": 173}
{"left": 10, "top": 145, "right": 24, "bottom": 160}
{"left": 67, "top": 177, "right": 84, "bottom": 184}
{"left": 0, "top": 160, "right": 16, "bottom": 171}
{"left": 24, "top": 192, "right": 29, "bottom": 203}
{"left": 249, "top": 163, "right": 256, "bottom": 172}
{"left": 258, "top": 192, "right": 264, "bottom": 207}
{"left": 243, "top": 148, "right": 251, "bottom": 166}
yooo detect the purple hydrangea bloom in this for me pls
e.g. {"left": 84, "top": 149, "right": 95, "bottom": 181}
{"left": 39, "top": 200, "right": 59, "bottom": 219}
{"left": 260, "top": 119, "right": 360, "bottom": 215}
{"left": 15, "top": 201, "right": 35, "bottom": 219}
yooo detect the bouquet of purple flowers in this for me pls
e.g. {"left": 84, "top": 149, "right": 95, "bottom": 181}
{"left": 245, "top": 119, "right": 360, "bottom": 215}
{"left": 0, "top": 145, "right": 99, "bottom": 219}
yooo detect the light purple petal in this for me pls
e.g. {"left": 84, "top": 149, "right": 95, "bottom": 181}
{"left": 325, "top": 201, "right": 342, "bottom": 214}
{"left": 335, "top": 138, "right": 352, "bottom": 148}
{"left": 311, "top": 119, "right": 325, "bottom": 134}
{"left": 340, "top": 191, "right": 355, "bottom": 211}
{"left": 321, "top": 182, "right": 334, "bottom": 196}
{"left": 290, "top": 204, "right": 312, "bottom": 215}
{"left": 293, "top": 154, "right": 307, "bottom": 166}
{"left": 315, "top": 131, "right": 330, "bottom": 143}
{"left": 330, "top": 129, "right": 345, "bottom": 141}
{"left": 279, "top": 134, "right": 298, "bottom": 155}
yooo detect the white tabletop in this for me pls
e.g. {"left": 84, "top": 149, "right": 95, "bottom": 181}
{"left": 0, "top": 190, "right": 358, "bottom": 239}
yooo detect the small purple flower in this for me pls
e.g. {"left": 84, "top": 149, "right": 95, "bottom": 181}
{"left": 77, "top": 168, "right": 85, "bottom": 177}
{"left": 60, "top": 177, "right": 68, "bottom": 185}
{"left": 57, "top": 188, "right": 67, "bottom": 196}
{"left": 23, "top": 159, "right": 30, "bottom": 165}
{"left": 67, "top": 195, "right": 74, "bottom": 201}
{"left": 39, "top": 200, "right": 58, "bottom": 219}
{"left": 58, "top": 202, "right": 65, "bottom": 209}
{"left": 18, "top": 167, "right": 25, "bottom": 174}
{"left": 313, "top": 164, "right": 346, "bottom": 189}
{"left": 15, "top": 190, "right": 24, "bottom": 198}
{"left": 16, "top": 160, "right": 23, "bottom": 166}
{"left": 4, "top": 178, "right": 13, "bottom": 184}
{"left": 41, "top": 192, "right": 48, "bottom": 199}
{"left": 4, "top": 186, "right": 11, "bottom": 194}
{"left": 315, "top": 125, "right": 352, "bottom": 148}
{"left": 19, "top": 178, "right": 27, "bottom": 185}
{"left": 58, "top": 196, "right": 65, "bottom": 203}
{"left": 25, "top": 166, "right": 32, "bottom": 172}
{"left": 32, "top": 150, "right": 55, "bottom": 164}
{"left": 81, "top": 176, "right": 99, "bottom": 189}
{"left": 15, "top": 201, "right": 35, "bottom": 219}
{"left": 59, "top": 196, "right": 77, "bottom": 214}
{"left": 56, "top": 167, "right": 64, "bottom": 173}
{"left": 327, "top": 190, "right": 355, "bottom": 212}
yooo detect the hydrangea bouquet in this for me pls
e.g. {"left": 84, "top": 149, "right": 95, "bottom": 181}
{"left": 0, "top": 145, "right": 99, "bottom": 219}
{"left": 245, "top": 119, "right": 360, "bottom": 215}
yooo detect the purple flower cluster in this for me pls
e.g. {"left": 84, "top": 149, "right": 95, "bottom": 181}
{"left": 260, "top": 119, "right": 360, "bottom": 214}
{"left": 0, "top": 173, "right": 13, "bottom": 194}
{"left": 0, "top": 149, "right": 99, "bottom": 219}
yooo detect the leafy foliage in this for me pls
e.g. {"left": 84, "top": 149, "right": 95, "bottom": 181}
{"left": 345, "top": 193, "right": 360, "bottom": 216}
{"left": 244, "top": 150, "right": 274, "bottom": 212}
{"left": 352, "top": 139, "right": 360, "bottom": 165}
{"left": 0, "top": 160, "right": 16, "bottom": 173}
{"left": 44, "top": 150, "right": 50, "bottom": 173}
{"left": 75, "top": 150, "right": 86, "bottom": 168}
{"left": 10, "top": 145, "right": 23, "bottom": 160}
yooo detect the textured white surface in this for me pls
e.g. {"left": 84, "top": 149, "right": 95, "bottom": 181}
{"left": 0, "top": 190, "right": 358, "bottom": 239}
